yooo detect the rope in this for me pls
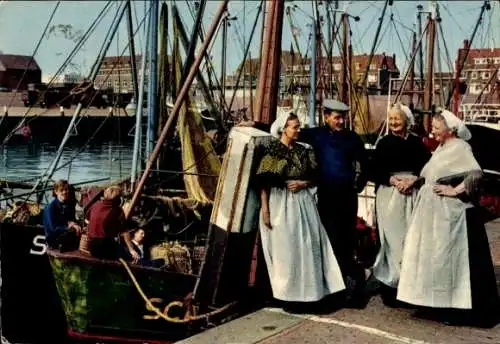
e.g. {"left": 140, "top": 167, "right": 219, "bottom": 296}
{"left": 118, "top": 258, "right": 236, "bottom": 323}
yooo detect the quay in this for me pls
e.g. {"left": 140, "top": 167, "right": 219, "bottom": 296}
{"left": 0, "top": 106, "right": 136, "bottom": 143}
{"left": 178, "top": 219, "right": 500, "bottom": 344}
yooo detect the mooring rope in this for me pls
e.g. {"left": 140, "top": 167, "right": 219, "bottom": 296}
{"left": 118, "top": 258, "right": 236, "bottom": 323}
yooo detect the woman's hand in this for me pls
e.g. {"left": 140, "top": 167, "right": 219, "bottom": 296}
{"left": 433, "top": 184, "right": 458, "bottom": 197}
{"left": 262, "top": 208, "right": 272, "bottom": 230}
{"left": 389, "top": 176, "right": 401, "bottom": 187}
{"left": 399, "top": 176, "right": 418, "bottom": 194}
{"left": 286, "top": 180, "right": 309, "bottom": 193}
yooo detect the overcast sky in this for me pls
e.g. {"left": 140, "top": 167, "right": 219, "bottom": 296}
{"left": 0, "top": 1, "right": 498, "bottom": 77}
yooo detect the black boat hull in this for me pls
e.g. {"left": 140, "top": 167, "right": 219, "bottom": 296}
{"left": 0, "top": 222, "right": 68, "bottom": 343}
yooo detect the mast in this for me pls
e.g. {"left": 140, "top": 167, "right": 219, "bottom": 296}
{"left": 339, "top": 13, "right": 349, "bottom": 105}
{"left": 131, "top": 7, "right": 152, "bottom": 189}
{"left": 249, "top": 51, "right": 254, "bottom": 116}
{"left": 423, "top": 1, "right": 436, "bottom": 134}
{"left": 220, "top": 11, "right": 229, "bottom": 115}
{"left": 409, "top": 31, "right": 417, "bottom": 106}
{"left": 125, "top": 0, "right": 229, "bottom": 219}
{"left": 126, "top": 0, "right": 139, "bottom": 102}
{"left": 308, "top": 17, "right": 317, "bottom": 127}
{"left": 315, "top": 4, "right": 324, "bottom": 120}
{"left": 417, "top": 4, "right": 424, "bottom": 107}
{"left": 253, "top": 0, "right": 285, "bottom": 125}
{"left": 146, "top": 0, "right": 159, "bottom": 158}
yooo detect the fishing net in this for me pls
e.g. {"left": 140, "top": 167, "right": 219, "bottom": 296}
{"left": 150, "top": 241, "right": 193, "bottom": 274}
{"left": 172, "top": 16, "right": 220, "bottom": 204}
{"left": 3, "top": 201, "right": 41, "bottom": 225}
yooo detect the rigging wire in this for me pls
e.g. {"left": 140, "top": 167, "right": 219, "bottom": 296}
{"left": 390, "top": 14, "right": 411, "bottom": 67}
{"left": 5, "top": 2, "right": 61, "bottom": 110}
{"left": 440, "top": 3, "right": 467, "bottom": 37}
{"left": 0, "top": 1, "right": 114, "bottom": 147}
{"left": 355, "top": 9, "right": 379, "bottom": 52}
{"left": 437, "top": 21, "right": 454, "bottom": 73}
{"left": 435, "top": 26, "right": 445, "bottom": 106}
{"left": 12, "top": 1, "right": 154, "bottom": 191}
{"left": 132, "top": 0, "right": 144, "bottom": 53}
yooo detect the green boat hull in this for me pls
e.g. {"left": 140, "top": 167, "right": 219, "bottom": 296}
{"left": 48, "top": 249, "right": 199, "bottom": 343}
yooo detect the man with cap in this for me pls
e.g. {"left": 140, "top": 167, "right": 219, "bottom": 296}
{"left": 297, "top": 99, "right": 369, "bottom": 308}
{"left": 239, "top": 99, "right": 369, "bottom": 308}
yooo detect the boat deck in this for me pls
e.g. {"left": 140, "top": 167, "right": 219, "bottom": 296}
{"left": 177, "top": 218, "right": 500, "bottom": 344}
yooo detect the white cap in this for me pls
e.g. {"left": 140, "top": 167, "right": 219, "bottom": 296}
{"left": 440, "top": 109, "right": 472, "bottom": 141}
{"left": 323, "top": 99, "right": 349, "bottom": 112}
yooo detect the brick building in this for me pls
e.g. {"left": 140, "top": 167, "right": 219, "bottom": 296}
{"left": 456, "top": 40, "right": 500, "bottom": 121}
{"left": 94, "top": 55, "right": 146, "bottom": 94}
{"left": 390, "top": 71, "right": 454, "bottom": 107}
{"left": 228, "top": 52, "right": 399, "bottom": 96}
{"left": 288, "top": 53, "right": 399, "bottom": 94}
{"left": 0, "top": 54, "right": 41, "bottom": 91}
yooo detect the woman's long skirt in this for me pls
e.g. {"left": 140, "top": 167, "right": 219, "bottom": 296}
{"left": 373, "top": 184, "right": 417, "bottom": 288}
{"left": 397, "top": 184, "right": 498, "bottom": 312}
{"left": 259, "top": 187, "right": 345, "bottom": 302}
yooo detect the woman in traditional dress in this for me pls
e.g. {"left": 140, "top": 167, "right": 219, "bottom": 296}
{"left": 371, "top": 104, "right": 431, "bottom": 307}
{"left": 257, "top": 112, "right": 345, "bottom": 311}
{"left": 397, "top": 109, "right": 499, "bottom": 326}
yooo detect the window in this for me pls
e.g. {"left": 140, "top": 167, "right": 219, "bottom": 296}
{"left": 474, "top": 58, "right": 486, "bottom": 65}
{"left": 471, "top": 71, "right": 478, "bottom": 79}
{"left": 469, "top": 83, "right": 479, "bottom": 94}
{"left": 355, "top": 62, "right": 361, "bottom": 70}
{"left": 483, "top": 72, "right": 490, "bottom": 79}
{"left": 495, "top": 57, "right": 500, "bottom": 64}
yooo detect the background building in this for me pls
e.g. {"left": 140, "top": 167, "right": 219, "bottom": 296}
{"left": 94, "top": 55, "right": 146, "bottom": 94}
{"left": 0, "top": 54, "right": 41, "bottom": 91}
{"left": 457, "top": 40, "right": 500, "bottom": 121}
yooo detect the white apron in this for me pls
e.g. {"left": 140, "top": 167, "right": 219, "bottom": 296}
{"left": 397, "top": 139, "right": 481, "bottom": 309}
{"left": 259, "top": 187, "right": 345, "bottom": 302}
{"left": 373, "top": 173, "right": 417, "bottom": 288}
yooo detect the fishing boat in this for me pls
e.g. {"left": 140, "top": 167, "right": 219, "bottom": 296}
{"left": 40, "top": 0, "right": 267, "bottom": 342}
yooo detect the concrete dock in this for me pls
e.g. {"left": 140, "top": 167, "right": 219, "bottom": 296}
{"left": 178, "top": 219, "right": 500, "bottom": 344}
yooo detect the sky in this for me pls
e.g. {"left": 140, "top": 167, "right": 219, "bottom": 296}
{"left": 0, "top": 0, "right": 499, "bottom": 78}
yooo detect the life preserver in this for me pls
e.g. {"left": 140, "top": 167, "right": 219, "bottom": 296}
{"left": 20, "top": 125, "right": 32, "bottom": 138}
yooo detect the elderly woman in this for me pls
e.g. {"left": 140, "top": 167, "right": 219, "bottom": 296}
{"left": 257, "top": 112, "right": 345, "bottom": 310}
{"left": 397, "top": 110, "right": 499, "bottom": 326}
{"left": 371, "top": 103, "right": 431, "bottom": 307}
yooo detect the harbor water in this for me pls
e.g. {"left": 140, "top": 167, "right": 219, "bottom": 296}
{"left": 0, "top": 141, "right": 134, "bottom": 185}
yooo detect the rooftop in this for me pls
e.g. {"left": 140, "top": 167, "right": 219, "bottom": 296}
{"left": 0, "top": 54, "right": 41, "bottom": 71}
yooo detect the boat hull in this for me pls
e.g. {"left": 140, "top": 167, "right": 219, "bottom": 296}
{"left": 48, "top": 249, "right": 200, "bottom": 343}
{"left": 0, "top": 222, "right": 68, "bottom": 343}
